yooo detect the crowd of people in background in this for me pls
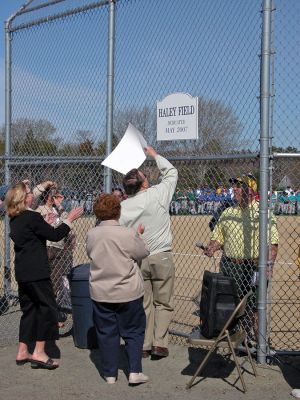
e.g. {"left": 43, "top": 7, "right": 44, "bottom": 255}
{"left": 2, "top": 182, "right": 299, "bottom": 218}
{"left": 27, "top": 183, "right": 299, "bottom": 218}
{"left": 169, "top": 185, "right": 300, "bottom": 216}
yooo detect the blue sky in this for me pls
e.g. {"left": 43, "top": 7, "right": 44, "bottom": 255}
{"left": 0, "top": 0, "right": 25, "bottom": 126}
{"left": 1, "top": 0, "right": 299, "bottom": 151}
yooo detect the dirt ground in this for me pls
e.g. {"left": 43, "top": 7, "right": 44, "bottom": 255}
{"left": 0, "top": 335, "right": 299, "bottom": 400}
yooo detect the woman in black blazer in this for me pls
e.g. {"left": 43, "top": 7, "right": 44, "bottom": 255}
{"left": 6, "top": 182, "right": 83, "bottom": 370}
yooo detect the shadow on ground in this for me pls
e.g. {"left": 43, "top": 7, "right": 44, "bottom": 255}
{"left": 181, "top": 346, "right": 256, "bottom": 392}
{"left": 181, "top": 347, "right": 235, "bottom": 379}
{"left": 181, "top": 347, "right": 235, "bottom": 378}
{"left": 270, "top": 355, "right": 300, "bottom": 390}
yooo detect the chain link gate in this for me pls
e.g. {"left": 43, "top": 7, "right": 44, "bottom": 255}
{"left": 266, "top": 0, "right": 300, "bottom": 353}
{"left": 0, "top": 0, "right": 299, "bottom": 356}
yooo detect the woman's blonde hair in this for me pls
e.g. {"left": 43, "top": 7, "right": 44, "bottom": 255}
{"left": 5, "top": 182, "right": 27, "bottom": 218}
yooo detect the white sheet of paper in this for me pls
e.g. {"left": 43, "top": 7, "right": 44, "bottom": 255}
{"left": 101, "top": 123, "right": 148, "bottom": 175}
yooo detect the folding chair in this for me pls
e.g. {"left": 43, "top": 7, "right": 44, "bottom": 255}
{"left": 186, "top": 291, "right": 257, "bottom": 392}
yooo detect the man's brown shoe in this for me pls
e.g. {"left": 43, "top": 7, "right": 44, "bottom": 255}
{"left": 142, "top": 350, "right": 151, "bottom": 358}
{"left": 151, "top": 346, "right": 169, "bottom": 357}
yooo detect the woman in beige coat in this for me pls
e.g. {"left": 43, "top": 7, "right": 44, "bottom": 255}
{"left": 86, "top": 194, "right": 150, "bottom": 385}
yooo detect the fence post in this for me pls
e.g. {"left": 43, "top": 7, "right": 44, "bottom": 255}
{"left": 104, "top": 0, "right": 116, "bottom": 193}
{"left": 257, "top": 0, "right": 273, "bottom": 364}
{"left": 4, "top": 19, "right": 12, "bottom": 297}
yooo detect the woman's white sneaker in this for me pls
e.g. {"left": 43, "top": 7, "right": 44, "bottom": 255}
{"left": 129, "top": 372, "right": 149, "bottom": 385}
{"left": 291, "top": 389, "right": 300, "bottom": 398}
{"left": 105, "top": 377, "right": 116, "bottom": 384}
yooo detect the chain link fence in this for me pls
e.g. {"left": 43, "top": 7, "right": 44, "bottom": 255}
{"left": 0, "top": 0, "right": 299, "bottom": 353}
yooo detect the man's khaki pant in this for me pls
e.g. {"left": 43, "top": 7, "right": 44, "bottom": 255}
{"left": 141, "top": 252, "right": 175, "bottom": 350}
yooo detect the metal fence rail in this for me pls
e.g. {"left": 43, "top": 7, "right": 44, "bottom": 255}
{"left": 1, "top": 0, "right": 299, "bottom": 358}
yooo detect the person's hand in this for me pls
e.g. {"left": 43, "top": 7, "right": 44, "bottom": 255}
{"left": 41, "top": 180, "right": 57, "bottom": 189}
{"left": 203, "top": 240, "right": 221, "bottom": 257}
{"left": 67, "top": 207, "right": 84, "bottom": 223}
{"left": 137, "top": 223, "right": 145, "bottom": 235}
{"left": 144, "top": 146, "right": 157, "bottom": 158}
{"left": 45, "top": 213, "right": 57, "bottom": 225}
{"left": 203, "top": 247, "right": 214, "bottom": 257}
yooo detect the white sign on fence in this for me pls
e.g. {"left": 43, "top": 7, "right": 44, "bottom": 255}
{"left": 157, "top": 92, "right": 198, "bottom": 141}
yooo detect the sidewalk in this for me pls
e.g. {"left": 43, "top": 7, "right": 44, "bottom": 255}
{"left": 0, "top": 335, "right": 297, "bottom": 400}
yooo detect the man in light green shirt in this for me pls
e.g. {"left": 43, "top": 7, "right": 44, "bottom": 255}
{"left": 210, "top": 200, "right": 278, "bottom": 260}
{"left": 204, "top": 174, "right": 279, "bottom": 337}
{"left": 205, "top": 174, "right": 278, "bottom": 264}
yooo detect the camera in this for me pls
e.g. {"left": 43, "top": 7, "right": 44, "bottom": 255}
{"left": 50, "top": 188, "right": 57, "bottom": 197}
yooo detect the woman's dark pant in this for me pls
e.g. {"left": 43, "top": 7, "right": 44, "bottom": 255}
{"left": 18, "top": 279, "right": 59, "bottom": 343}
{"left": 92, "top": 297, "right": 145, "bottom": 377}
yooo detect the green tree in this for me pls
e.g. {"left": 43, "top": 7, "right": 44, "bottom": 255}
{"left": 0, "top": 118, "right": 59, "bottom": 155}
{"left": 75, "top": 130, "right": 95, "bottom": 156}
{"left": 272, "top": 145, "right": 298, "bottom": 153}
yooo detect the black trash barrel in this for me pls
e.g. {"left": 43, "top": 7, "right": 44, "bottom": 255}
{"left": 68, "top": 264, "right": 98, "bottom": 349}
